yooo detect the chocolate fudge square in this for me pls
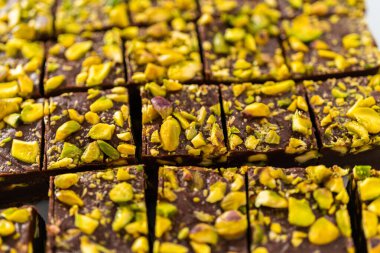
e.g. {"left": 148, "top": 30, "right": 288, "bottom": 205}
{"left": 221, "top": 80, "right": 318, "bottom": 166}
{"left": 247, "top": 165, "right": 354, "bottom": 252}
{"left": 0, "top": 38, "right": 44, "bottom": 98}
{"left": 141, "top": 81, "right": 227, "bottom": 165}
{"left": 129, "top": 0, "right": 198, "bottom": 25}
{"left": 55, "top": 0, "right": 129, "bottom": 34}
{"left": 45, "top": 88, "right": 136, "bottom": 171}
{"left": 44, "top": 29, "right": 125, "bottom": 95}
{"left": 304, "top": 75, "right": 380, "bottom": 166}
{"left": 155, "top": 166, "right": 248, "bottom": 252}
{"left": 0, "top": 206, "right": 45, "bottom": 253}
{"left": 47, "top": 165, "right": 148, "bottom": 253}
{"left": 281, "top": 15, "right": 380, "bottom": 80}
{"left": 125, "top": 20, "right": 203, "bottom": 85}
{"left": 198, "top": 2, "right": 289, "bottom": 83}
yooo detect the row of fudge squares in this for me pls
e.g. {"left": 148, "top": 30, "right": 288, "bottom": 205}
{"left": 1, "top": 12, "right": 379, "bottom": 98}
{"left": 7, "top": 164, "right": 376, "bottom": 252}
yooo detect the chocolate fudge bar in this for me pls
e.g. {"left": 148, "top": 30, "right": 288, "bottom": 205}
{"left": 55, "top": 0, "right": 129, "bottom": 34}
{"left": 45, "top": 88, "right": 136, "bottom": 171}
{"left": 221, "top": 80, "right": 318, "bottom": 166}
{"left": 125, "top": 21, "right": 203, "bottom": 85}
{"left": 278, "top": 0, "right": 365, "bottom": 19}
{"left": 247, "top": 165, "right": 354, "bottom": 252}
{"left": 141, "top": 81, "right": 227, "bottom": 165}
{"left": 281, "top": 15, "right": 380, "bottom": 80}
{"left": 0, "top": 206, "right": 45, "bottom": 252}
{"left": 155, "top": 166, "right": 248, "bottom": 252}
{"left": 129, "top": 0, "right": 197, "bottom": 25}
{"left": 47, "top": 166, "right": 148, "bottom": 252}
{"left": 304, "top": 75, "right": 380, "bottom": 166}
{"left": 0, "top": 0, "right": 54, "bottom": 41}
{"left": 44, "top": 29, "right": 125, "bottom": 95}
{"left": 0, "top": 38, "right": 44, "bottom": 98}
{"left": 198, "top": 2, "right": 289, "bottom": 83}
{"left": 353, "top": 165, "right": 380, "bottom": 252}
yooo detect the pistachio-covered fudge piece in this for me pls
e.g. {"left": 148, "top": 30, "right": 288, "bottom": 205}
{"left": 141, "top": 81, "right": 227, "bottom": 165}
{"left": 47, "top": 166, "right": 148, "bottom": 253}
{"left": 44, "top": 29, "right": 125, "bottom": 95}
{"left": 198, "top": 2, "right": 289, "bottom": 83}
{"left": 247, "top": 165, "right": 354, "bottom": 252}
{"left": 125, "top": 21, "right": 203, "bottom": 84}
{"left": 0, "top": 97, "right": 44, "bottom": 175}
{"left": 0, "top": 0, "right": 54, "bottom": 41}
{"left": 155, "top": 166, "right": 248, "bottom": 253}
{"left": 278, "top": 0, "right": 365, "bottom": 19}
{"left": 304, "top": 75, "right": 380, "bottom": 166}
{"left": 200, "top": 0, "right": 278, "bottom": 17}
{"left": 221, "top": 80, "right": 318, "bottom": 166}
{"left": 45, "top": 88, "right": 136, "bottom": 171}
{"left": 353, "top": 165, "right": 380, "bottom": 253}
{"left": 55, "top": 0, "right": 129, "bottom": 34}
{"left": 281, "top": 15, "right": 380, "bottom": 80}
{"left": 0, "top": 206, "right": 45, "bottom": 253}
{"left": 129, "top": 0, "right": 197, "bottom": 25}
{"left": 0, "top": 38, "right": 44, "bottom": 98}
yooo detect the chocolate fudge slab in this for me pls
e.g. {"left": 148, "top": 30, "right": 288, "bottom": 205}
{"left": 221, "top": 80, "right": 318, "bottom": 166}
{"left": 141, "top": 81, "right": 227, "bottom": 166}
{"left": 155, "top": 166, "right": 248, "bottom": 252}
{"left": 247, "top": 165, "right": 354, "bottom": 252}
{"left": 0, "top": 206, "right": 45, "bottom": 253}
{"left": 125, "top": 21, "right": 203, "bottom": 85}
{"left": 45, "top": 88, "right": 136, "bottom": 171}
{"left": 44, "top": 30, "right": 125, "bottom": 96}
{"left": 278, "top": 0, "right": 365, "bottom": 19}
{"left": 0, "top": 0, "right": 54, "bottom": 41}
{"left": 0, "top": 38, "right": 44, "bottom": 98}
{"left": 47, "top": 165, "right": 148, "bottom": 253}
{"left": 281, "top": 15, "right": 380, "bottom": 80}
{"left": 198, "top": 2, "right": 289, "bottom": 83}
{"left": 304, "top": 75, "right": 380, "bottom": 167}
{"left": 129, "top": 0, "right": 198, "bottom": 25}
{"left": 55, "top": 0, "right": 129, "bottom": 34}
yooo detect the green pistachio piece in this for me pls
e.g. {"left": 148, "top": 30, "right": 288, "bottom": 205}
{"left": 142, "top": 104, "right": 159, "bottom": 124}
{"left": 363, "top": 210, "right": 378, "bottom": 239}
{"left": 215, "top": 210, "right": 247, "bottom": 240}
{"left": 112, "top": 206, "right": 134, "bottom": 232}
{"left": 213, "top": 32, "right": 229, "bottom": 54}
{"left": 157, "top": 202, "right": 177, "bottom": 218}
{"left": 224, "top": 28, "right": 246, "bottom": 42}
{"left": 81, "top": 141, "right": 102, "bottom": 163}
{"left": 358, "top": 177, "right": 380, "bottom": 201}
{"left": 342, "top": 33, "right": 361, "bottom": 49}
{"left": 292, "top": 111, "right": 312, "bottom": 136}
{"left": 90, "top": 97, "right": 114, "bottom": 112}
{"left": 308, "top": 217, "right": 339, "bottom": 245}
{"left": 289, "top": 16, "right": 323, "bottom": 42}
{"left": 146, "top": 82, "right": 167, "bottom": 97}
{"left": 88, "top": 123, "right": 115, "bottom": 140}
{"left": 221, "top": 192, "right": 246, "bottom": 211}
{"left": 11, "top": 139, "right": 39, "bottom": 164}
{"left": 97, "top": 140, "right": 120, "bottom": 160}
{"left": 191, "top": 132, "right": 206, "bottom": 148}
{"left": 0, "top": 98, "right": 20, "bottom": 120}
{"left": 368, "top": 197, "right": 380, "bottom": 216}
{"left": 145, "top": 63, "right": 166, "bottom": 81}
{"left": 173, "top": 112, "right": 190, "bottom": 129}
{"left": 1, "top": 207, "right": 31, "bottom": 223}
{"left": 167, "top": 61, "right": 200, "bottom": 82}
{"left": 109, "top": 182, "right": 134, "bottom": 203}
{"left": 86, "top": 62, "right": 112, "bottom": 86}
{"left": 158, "top": 242, "right": 187, "bottom": 253}
{"left": 189, "top": 223, "right": 218, "bottom": 245}
{"left": 56, "top": 190, "right": 84, "bottom": 206}
{"left": 242, "top": 102, "right": 270, "bottom": 117}
{"left": 45, "top": 75, "right": 65, "bottom": 93}
{"left": 158, "top": 52, "right": 184, "bottom": 66}
{"left": 20, "top": 103, "right": 43, "bottom": 124}
{"left": 289, "top": 0, "right": 303, "bottom": 9}
{"left": 160, "top": 116, "right": 181, "bottom": 152}
{"left": 288, "top": 197, "right": 315, "bottom": 227}
{"left": 255, "top": 190, "right": 288, "bottom": 208}
{"left": 0, "top": 219, "right": 15, "bottom": 236}
{"left": 0, "top": 81, "right": 19, "bottom": 98}
{"left": 68, "top": 109, "right": 84, "bottom": 124}
{"left": 60, "top": 142, "right": 82, "bottom": 163}
{"left": 305, "top": 165, "right": 332, "bottom": 183}
{"left": 206, "top": 181, "right": 227, "bottom": 203}
{"left": 163, "top": 79, "right": 183, "bottom": 92}
{"left": 348, "top": 107, "right": 380, "bottom": 134}
{"left": 155, "top": 215, "right": 172, "bottom": 238}
{"left": 4, "top": 113, "right": 20, "bottom": 128}
{"left": 353, "top": 165, "right": 371, "bottom": 180}
{"left": 336, "top": 209, "right": 352, "bottom": 238}
{"left": 178, "top": 227, "right": 189, "bottom": 240}
{"left": 75, "top": 213, "right": 99, "bottom": 235}
{"left": 54, "top": 173, "right": 79, "bottom": 189}
{"left": 132, "top": 237, "right": 149, "bottom": 253}
{"left": 55, "top": 120, "right": 81, "bottom": 141}
{"left": 151, "top": 96, "right": 173, "bottom": 119}
{"left": 260, "top": 80, "right": 295, "bottom": 95}
{"left": 313, "top": 188, "right": 333, "bottom": 209}
{"left": 85, "top": 111, "right": 100, "bottom": 125}
{"left": 65, "top": 41, "right": 93, "bottom": 61}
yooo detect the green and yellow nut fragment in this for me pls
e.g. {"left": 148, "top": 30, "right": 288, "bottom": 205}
{"left": 242, "top": 103, "right": 270, "bottom": 117}
{"left": 0, "top": 219, "right": 15, "bottom": 236}
{"left": 56, "top": 190, "right": 84, "bottom": 206}
{"left": 65, "top": 41, "right": 93, "bottom": 61}
{"left": 160, "top": 117, "right": 181, "bottom": 152}
{"left": 288, "top": 197, "right": 315, "bottom": 227}
{"left": 112, "top": 206, "right": 134, "bottom": 232}
{"left": 189, "top": 223, "right": 218, "bottom": 245}
{"left": 45, "top": 75, "right": 65, "bottom": 93}
{"left": 75, "top": 213, "right": 99, "bottom": 235}
{"left": 20, "top": 103, "right": 44, "bottom": 123}
{"left": 206, "top": 181, "right": 227, "bottom": 203}
{"left": 215, "top": 210, "right": 247, "bottom": 240}
{"left": 55, "top": 120, "right": 81, "bottom": 141}
{"left": 308, "top": 217, "right": 339, "bottom": 245}
{"left": 88, "top": 123, "right": 115, "bottom": 140}
{"left": 1, "top": 207, "right": 31, "bottom": 223}
{"left": 109, "top": 182, "right": 134, "bottom": 203}
{"left": 11, "top": 139, "right": 39, "bottom": 164}
{"left": 54, "top": 174, "right": 79, "bottom": 189}
{"left": 359, "top": 177, "right": 380, "bottom": 201}
{"left": 255, "top": 190, "right": 288, "bottom": 208}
